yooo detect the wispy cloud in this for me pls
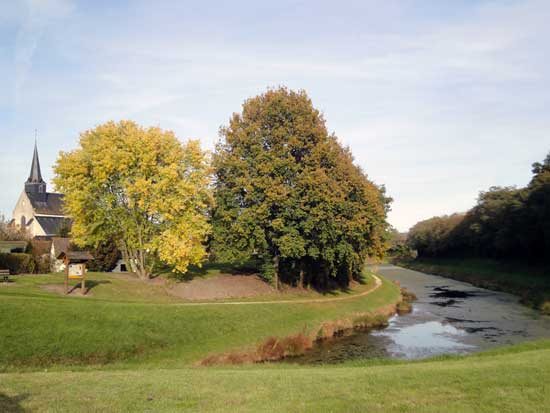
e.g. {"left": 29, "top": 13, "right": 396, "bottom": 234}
{"left": 14, "top": 0, "right": 73, "bottom": 104}
{"left": 1, "top": 0, "right": 549, "bottom": 231}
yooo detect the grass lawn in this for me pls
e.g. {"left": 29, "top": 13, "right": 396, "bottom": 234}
{"left": 0, "top": 269, "right": 399, "bottom": 371}
{"left": 1, "top": 267, "right": 549, "bottom": 412}
{"left": 1, "top": 340, "right": 549, "bottom": 412}
{"left": 395, "top": 257, "right": 550, "bottom": 313}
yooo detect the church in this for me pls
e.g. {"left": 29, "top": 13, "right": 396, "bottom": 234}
{"left": 12, "top": 143, "right": 71, "bottom": 238}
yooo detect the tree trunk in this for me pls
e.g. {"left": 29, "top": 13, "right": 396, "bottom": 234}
{"left": 299, "top": 261, "right": 305, "bottom": 289}
{"left": 273, "top": 255, "right": 279, "bottom": 290}
{"left": 347, "top": 265, "right": 353, "bottom": 285}
{"left": 134, "top": 249, "right": 150, "bottom": 280}
{"left": 119, "top": 241, "right": 150, "bottom": 280}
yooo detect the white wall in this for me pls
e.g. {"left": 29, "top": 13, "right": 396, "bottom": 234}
{"left": 12, "top": 192, "right": 46, "bottom": 237}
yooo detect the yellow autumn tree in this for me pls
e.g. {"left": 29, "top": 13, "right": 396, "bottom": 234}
{"left": 54, "top": 120, "right": 212, "bottom": 279}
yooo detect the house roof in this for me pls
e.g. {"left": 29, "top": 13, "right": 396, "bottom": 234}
{"left": 0, "top": 241, "right": 28, "bottom": 253}
{"left": 30, "top": 239, "right": 52, "bottom": 256}
{"left": 27, "top": 192, "right": 65, "bottom": 216}
{"left": 57, "top": 251, "right": 93, "bottom": 262}
{"left": 51, "top": 237, "right": 71, "bottom": 255}
{"left": 35, "top": 216, "right": 71, "bottom": 236}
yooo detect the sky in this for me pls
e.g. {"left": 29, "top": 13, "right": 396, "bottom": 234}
{"left": 1, "top": 0, "right": 549, "bottom": 231}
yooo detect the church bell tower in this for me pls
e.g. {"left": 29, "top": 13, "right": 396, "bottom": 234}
{"left": 25, "top": 140, "right": 47, "bottom": 197}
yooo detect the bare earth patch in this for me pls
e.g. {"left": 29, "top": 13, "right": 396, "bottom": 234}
{"left": 168, "top": 274, "right": 275, "bottom": 300}
{"left": 41, "top": 284, "right": 92, "bottom": 296}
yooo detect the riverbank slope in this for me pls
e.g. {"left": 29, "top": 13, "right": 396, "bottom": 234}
{"left": 395, "top": 258, "right": 550, "bottom": 314}
{"left": 0, "top": 269, "right": 400, "bottom": 371}
{"left": 1, "top": 340, "right": 549, "bottom": 412}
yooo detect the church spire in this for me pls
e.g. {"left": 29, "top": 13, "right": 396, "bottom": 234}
{"left": 25, "top": 133, "right": 47, "bottom": 195}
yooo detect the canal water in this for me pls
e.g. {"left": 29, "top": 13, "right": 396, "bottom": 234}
{"left": 289, "top": 265, "right": 550, "bottom": 364}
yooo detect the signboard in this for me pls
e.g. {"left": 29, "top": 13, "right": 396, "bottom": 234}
{"left": 60, "top": 251, "right": 92, "bottom": 295}
{"left": 68, "top": 263, "right": 84, "bottom": 278}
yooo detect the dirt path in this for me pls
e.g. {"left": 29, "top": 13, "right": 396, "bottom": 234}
{"left": 167, "top": 275, "right": 276, "bottom": 300}
{"left": 170, "top": 274, "right": 382, "bottom": 306}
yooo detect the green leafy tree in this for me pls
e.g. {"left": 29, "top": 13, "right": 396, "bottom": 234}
{"left": 212, "top": 87, "right": 389, "bottom": 288}
{"left": 407, "top": 151, "right": 550, "bottom": 264}
{"left": 525, "top": 152, "right": 550, "bottom": 258}
{"left": 407, "top": 213, "right": 465, "bottom": 257}
{"left": 54, "top": 120, "right": 212, "bottom": 279}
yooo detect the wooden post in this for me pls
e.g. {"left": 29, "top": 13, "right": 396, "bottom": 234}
{"left": 64, "top": 257, "right": 69, "bottom": 294}
{"left": 273, "top": 255, "right": 279, "bottom": 290}
{"left": 81, "top": 264, "right": 86, "bottom": 295}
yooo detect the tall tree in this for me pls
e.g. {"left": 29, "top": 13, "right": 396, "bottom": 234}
{"left": 54, "top": 120, "right": 212, "bottom": 279}
{"left": 212, "top": 87, "right": 389, "bottom": 288}
{"left": 407, "top": 151, "right": 550, "bottom": 264}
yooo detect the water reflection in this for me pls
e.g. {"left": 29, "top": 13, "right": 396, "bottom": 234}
{"left": 284, "top": 265, "right": 550, "bottom": 365}
{"left": 372, "top": 318, "right": 474, "bottom": 359}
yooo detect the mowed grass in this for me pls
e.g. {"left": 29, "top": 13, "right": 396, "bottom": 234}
{"left": 0, "top": 270, "right": 399, "bottom": 371}
{"left": 1, "top": 340, "right": 549, "bottom": 412}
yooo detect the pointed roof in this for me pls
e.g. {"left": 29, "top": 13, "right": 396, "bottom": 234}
{"left": 27, "top": 141, "right": 44, "bottom": 184}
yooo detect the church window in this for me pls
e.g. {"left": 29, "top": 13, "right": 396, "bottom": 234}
{"left": 21, "top": 216, "right": 26, "bottom": 227}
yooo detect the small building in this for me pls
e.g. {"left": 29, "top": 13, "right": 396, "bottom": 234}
{"left": 50, "top": 237, "right": 71, "bottom": 272}
{"left": 0, "top": 241, "right": 28, "bottom": 253}
{"left": 112, "top": 258, "right": 129, "bottom": 272}
{"left": 12, "top": 142, "right": 71, "bottom": 238}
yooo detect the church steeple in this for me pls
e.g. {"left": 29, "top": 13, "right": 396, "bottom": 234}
{"left": 25, "top": 137, "right": 47, "bottom": 195}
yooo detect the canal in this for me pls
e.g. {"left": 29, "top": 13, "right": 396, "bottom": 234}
{"left": 289, "top": 264, "right": 550, "bottom": 364}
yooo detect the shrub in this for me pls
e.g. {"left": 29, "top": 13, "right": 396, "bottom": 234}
{"left": 401, "top": 288, "right": 417, "bottom": 302}
{"left": 541, "top": 301, "right": 550, "bottom": 315}
{"left": 34, "top": 254, "right": 51, "bottom": 274}
{"left": 86, "top": 239, "right": 120, "bottom": 272}
{"left": 259, "top": 261, "right": 275, "bottom": 284}
{"left": 353, "top": 313, "right": 390, "bottom": 330}
{"left": 280, "top": 334, "right": 313, "bottom": 357}
{"left": 316, "top": 319, "right": 353, "bottom": 340}
{"left": 396, "top": 301, "right": 412, "bottom": 315}
{"left": 256, "top": 337, "right": 285, "bottom": 361}
{"left": 0, "top": 253, "right": 33, "bottom": 274}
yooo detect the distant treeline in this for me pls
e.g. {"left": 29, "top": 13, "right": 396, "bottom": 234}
{"left": 408, "top": 153, "right": 550, "bottom": 263}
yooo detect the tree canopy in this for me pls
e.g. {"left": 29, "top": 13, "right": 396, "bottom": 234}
{"left": 212, "top": 87, "right": 390, "bottom": 289}
{"left": 407, "top": 151, "right": 550, "bottom": 263}
{"left": 54, "top": 120, "right": 212, "bottom": 279}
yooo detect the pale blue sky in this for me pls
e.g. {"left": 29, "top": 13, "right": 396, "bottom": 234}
{"left": 1, "top": 0, "right": 549, "bottom": 231}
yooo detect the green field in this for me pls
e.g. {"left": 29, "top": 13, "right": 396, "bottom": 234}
{"left": 1, "top": 340, "right": 549, "bottom": 412}
{"left": 0, "top": 270, "right": 398, "bottom": 371}
{"left": 2, "top": 270, "right": 549, "bottom": 412}
{"left": 396, "top": 257, "right": 550, "bottom": 313}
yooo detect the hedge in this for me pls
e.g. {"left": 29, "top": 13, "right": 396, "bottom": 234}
{"left": 0, "top": 253, "right": 35, "bottom": 274}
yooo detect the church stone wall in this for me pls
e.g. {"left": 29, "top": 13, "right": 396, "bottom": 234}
{"left": 12, "top": 192, "right": 46, "bottom": 237}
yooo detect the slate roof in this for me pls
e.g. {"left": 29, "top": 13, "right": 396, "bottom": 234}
{"left": 35, "top": 216, "right": 71, "bottom": 236}
{"left": 30, "top": 239, "right": 52, "bottom": 256}
{"left": 27, "top": 142, "right": 44, "bottom": 184}
{"left": 57, "top": 251, "right": 93, "bottom": 262}
{"left": 27, "top": 192, "right": 65, "bottom": 215}
{"left": 51, "top": 237, "right": 71, "bottom": 256}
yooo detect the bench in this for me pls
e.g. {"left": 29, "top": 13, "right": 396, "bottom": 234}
{"left": 0, "top": 269, "right": 10, "bottom": 283}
